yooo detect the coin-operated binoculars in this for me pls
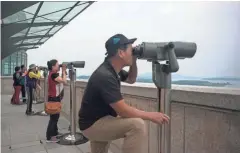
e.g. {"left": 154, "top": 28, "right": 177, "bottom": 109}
{"left": 34, "top": 66, "right": 48, "bottom": 116}
{"left": 59, "top": 61, "right": 88, "bottom": 145}
{"left": 133, "top": 42, "right": 197, "bottom": 153}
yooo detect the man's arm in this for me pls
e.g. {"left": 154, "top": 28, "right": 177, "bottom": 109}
{"left": 125, "top": 57, "right": 138, "bottom": 84}
{"left": 100, "top": 76, "right": 169, "bottom": 124}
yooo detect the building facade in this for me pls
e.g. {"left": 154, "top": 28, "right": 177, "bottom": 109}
{"left": 1, "top": 51, "right": 27, "bottom": 76}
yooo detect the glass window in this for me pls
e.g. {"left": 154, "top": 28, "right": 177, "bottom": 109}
{"left": 2, "top": 50, "right": 27, "bottom": 76}
{"left": 10, "top": 55, "right": 17, "bottom": 62}
{"left": 39, "top": 37, "right": 49, "bottom": 43}
{"left": 4, "top": 63, "right": 9, "bottom": 75}
{"left": 15, "top": 41, "right": 23, "bottom": 45}
{"left": 28, "top": 26, "right": 52, "bottom": 34}
{"left": 24, "top": 3, "right": 40, "bottom": 14}
{"left": 17, "top": 57, "right": 22, "bottom": 66}
{"left": 2, "top": 3, "right": 40, "bottom": 24}
{"left": 34, "top": 16, "right": 54, "bottom": 23}
{"left": 38, "top": 2, "right": 76, "bottom": 16}
{"left": 17, "top": 18, "right": 32, "bottom": 23}
{"left": 11, "top": 28, "right": 29, "bottom": 37}
{"left": 3, "top": 11, "right": 32, "bottom": 24}
{"left": 17, "top": 45, "right": 35, "bottom": 50}
{"left": 23, "top": 38, "right": 41, "bottom": 44}
{"left": 29, "top": 30, "right": 48, "bottom": 36}
{"left": 49, "top": 26, "right": 63, "bottom": 35}
{"left": 27, "top": 33, "right": 39, "bottom": 36}
{"left": 63, "top": 2, "right": 90, "bottom": 21}
{"left": 37, "top": 9, "right": 70, "bottom": 22}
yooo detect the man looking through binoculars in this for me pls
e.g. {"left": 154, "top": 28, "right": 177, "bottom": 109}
{"left": 78, "top": 34, "right": 169, "bottom": 153}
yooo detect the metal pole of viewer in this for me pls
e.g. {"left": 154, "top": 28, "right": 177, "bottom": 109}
{"left": 34, "top": 69, "right": 48, "bottom": 116}
{"left": 59, "top": 65, "right": 88, "bottom": 145}
{"left": 35, "top": 70, "right": 46, "bottom": 104}
{"left": 152, "top": 44, "right": 179, "bottom": 153}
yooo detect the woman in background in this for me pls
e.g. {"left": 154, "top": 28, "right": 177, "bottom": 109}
{"left": 32, "top": 66, "right": 42, "bottom": 104}
{"left": 25, "top": 64, "right": 41, "bottom": 115}
{"left": 46, "top": 59, "right": 67, "bottom": 143}
{"left": 11, "top": 66, "right": 22, "bottom": 105}
{"left": 20, "top": 65, "right": 27, "bottom": 103}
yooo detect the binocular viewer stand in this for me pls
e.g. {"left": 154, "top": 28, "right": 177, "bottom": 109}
{"left": 152, "top": 43, "right": 179, "bottom": 153}
{"left": 59, "top": 64, "right": 88, "bottom": 145}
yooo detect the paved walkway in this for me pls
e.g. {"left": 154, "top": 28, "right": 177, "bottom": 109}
{"left": 1, "top": 94, "right": 91, "bottom": 153}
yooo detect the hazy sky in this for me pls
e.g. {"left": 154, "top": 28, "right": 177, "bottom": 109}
{"left": 28, "top": 1, "right": 240, "bottom": 77}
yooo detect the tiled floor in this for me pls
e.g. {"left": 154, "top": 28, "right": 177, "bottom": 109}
{"left": 1, "top": 95, "right": 92, "bottom": 153}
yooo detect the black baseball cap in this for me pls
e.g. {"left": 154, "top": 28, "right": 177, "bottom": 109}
{"left": 105, "top": 34, "right": 137, "bottom": 56}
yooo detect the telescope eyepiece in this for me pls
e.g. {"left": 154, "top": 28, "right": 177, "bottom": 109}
{"left": 132, "top": 44, "right": 143, "bottom": 58}
{"left": 168, "top": 42, "right": 175, "bottom": 49}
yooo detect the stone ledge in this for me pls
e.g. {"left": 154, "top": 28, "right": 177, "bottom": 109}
{"left": 75, "top": 80, "right": 240, "bottom": 111}
{"left": 2, "top": 77, "right": 240, "bottom": 111}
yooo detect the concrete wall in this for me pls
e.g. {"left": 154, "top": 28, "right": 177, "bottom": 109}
{"left": 2, "top": 76, "right": 240, "bottom": 153}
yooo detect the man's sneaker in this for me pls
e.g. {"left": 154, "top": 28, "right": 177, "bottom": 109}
{"left": 33, "top": 101, "right": 37, "bottom": 104}
{"left": 46, "top": 136, "right": 59, "bottom": 143}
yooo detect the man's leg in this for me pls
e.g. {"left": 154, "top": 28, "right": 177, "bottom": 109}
{"left": 32, "top": 88, "right": 37, "bottom": 103}
{"left": 29, "top": 87, "right": 33, "bottom": 112}
{"left": 21, "top": 85, "right": 26, "bottom": 102}
{"left": 26, "top": 87, "right": 30, "bottom": 113}
{"left": 82, "top": 116, "right": 146, "bottom": 153}
{"left": 11, "top": 86, "right": 16, "bottom": 104}
{"left": 90, "top": 141, "right": 110, "bottom": 153}
{"left": 26, "top": 87, "right": 33, "bottom": 114}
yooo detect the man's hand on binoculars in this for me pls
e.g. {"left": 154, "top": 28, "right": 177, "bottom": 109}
{"left": 148, "top": 112, "right": 170, "bottom": 125}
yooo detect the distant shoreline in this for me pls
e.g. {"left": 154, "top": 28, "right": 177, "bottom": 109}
{"left": 77, "top": 76, "right": 240, "bottom": 88}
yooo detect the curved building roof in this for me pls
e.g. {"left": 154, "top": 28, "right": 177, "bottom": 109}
{"left": 1, "top": 1, "right": 94, "bottom": 59}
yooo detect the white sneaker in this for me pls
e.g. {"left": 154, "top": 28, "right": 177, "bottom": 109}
{"left": 33, "top": 101, "right": 37, "bottom": 104}
{"left": 46, "top": 136, "right": 59, "bottom": 143}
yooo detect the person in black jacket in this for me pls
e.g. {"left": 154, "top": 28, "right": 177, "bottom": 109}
{"left": 11, "top": 66, "right": 22, "bottom": 105}
{"left": 20, "top": 65, "right": 27, "bottom": 103}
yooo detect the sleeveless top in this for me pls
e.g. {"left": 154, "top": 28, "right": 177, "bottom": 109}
{"left": 48, "top": 71, "right": 64, "bottom": 102}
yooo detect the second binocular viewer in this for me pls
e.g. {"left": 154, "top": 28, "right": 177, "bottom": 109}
{"left": 132, "top": 41, "right": 197, "bottom": 61}
{"left": 59, "top": 61, "right": 85, "bottom": 69}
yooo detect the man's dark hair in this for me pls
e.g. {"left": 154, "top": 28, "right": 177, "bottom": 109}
{"left": 15, "top": 66, "right": 20, "bottom": 72}
{"left": 47, "top": 59, "right": 58, "bottom": 70}
{"left": 21, "top": 65, "right": 25, "bottom": 69}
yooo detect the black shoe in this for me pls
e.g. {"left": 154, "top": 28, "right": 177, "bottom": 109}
{"left": 55, "top": 132, "right": 64, "bottom": 139}
{"left": 25, "top": 111, "right": 35, "bottom": 115}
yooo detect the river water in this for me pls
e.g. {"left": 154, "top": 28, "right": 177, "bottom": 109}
{"left": 77, "top": 79, "right": 240, "bottom": 88}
